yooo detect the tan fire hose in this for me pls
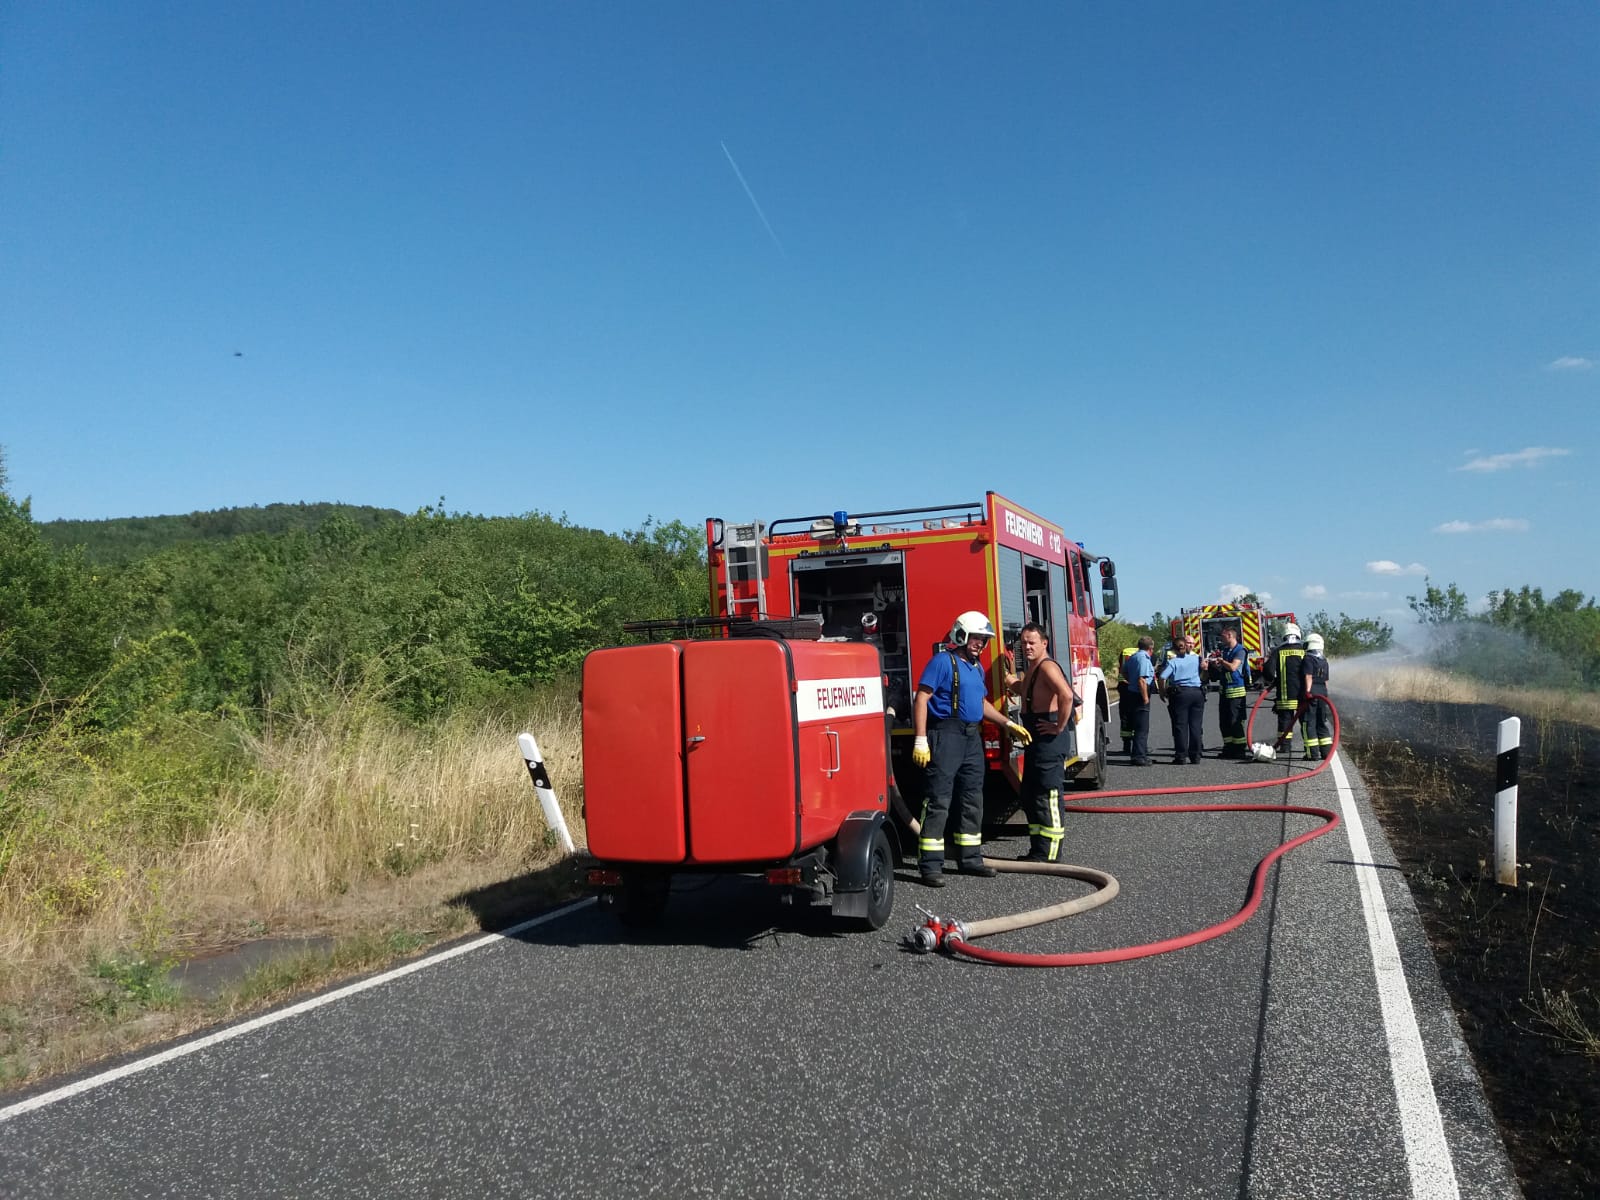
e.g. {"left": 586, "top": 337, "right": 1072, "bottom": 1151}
{"left": 889, "top": 785, "right": 1121, "bottom": 944}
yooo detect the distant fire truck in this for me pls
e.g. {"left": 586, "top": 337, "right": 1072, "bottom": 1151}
{"left": 1170, "top": 603, "right": 1297, "bottom": 686}
{"left": 706, "top": 494, "right": 1120, "bottom": 832}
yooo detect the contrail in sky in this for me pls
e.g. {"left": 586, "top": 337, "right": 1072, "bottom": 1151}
{"left": 720, "top": 140, "right": 787, "bottom": 257}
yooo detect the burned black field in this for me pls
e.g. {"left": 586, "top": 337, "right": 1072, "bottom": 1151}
{"left": 1341, "top": 694, "right": 1599, "bottom": 1200}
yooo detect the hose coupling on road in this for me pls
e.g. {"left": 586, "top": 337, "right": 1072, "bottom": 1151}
{"left": 906, "top": 911, "right": 967, "bottom": 953}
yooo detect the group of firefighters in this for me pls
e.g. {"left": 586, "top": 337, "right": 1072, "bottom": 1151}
{"left": 905, "top": 607, "right": 1336, "bottom": 889}
{"left": 1119, "top": 624, "right": 1332, "bottom": 764}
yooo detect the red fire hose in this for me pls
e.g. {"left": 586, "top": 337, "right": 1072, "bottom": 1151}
{"left": 915, "top": 692, "right": 1342, "bottom": 967}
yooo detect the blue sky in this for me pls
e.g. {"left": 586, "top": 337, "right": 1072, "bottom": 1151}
{"left": 3, "top": 2, "right": 1595, "bottom": 626}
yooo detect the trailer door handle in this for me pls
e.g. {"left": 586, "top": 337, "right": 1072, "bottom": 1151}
{"left": 823, "top": 729, "right": 841, "bottom": 778}
{"left": 686, "top": 735, "right": 706, "bottom": 751}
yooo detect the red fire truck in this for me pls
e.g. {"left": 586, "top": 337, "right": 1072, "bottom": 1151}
{"left": 1169, "top": 603, "right": 1297, "bottom": 687}
{"left": 707, "top": 494, "right": 1120, "bottom": 832}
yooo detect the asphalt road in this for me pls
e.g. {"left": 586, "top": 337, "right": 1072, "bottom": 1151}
{"left": 1, "top": 699, "right": 1524, "bottom": 1199}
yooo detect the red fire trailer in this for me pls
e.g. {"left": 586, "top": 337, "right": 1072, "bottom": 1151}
{"left": 582, "top": 633, "right": 897, "bottom": 928}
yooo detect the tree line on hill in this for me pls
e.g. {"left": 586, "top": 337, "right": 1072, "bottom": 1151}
{"left": 37, "top": 502, "right": 407, "bottom": 565}
{"left": 1, "top": 453, "right": 707, "bottom": 745}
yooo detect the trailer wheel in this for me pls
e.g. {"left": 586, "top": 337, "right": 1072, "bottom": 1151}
{"left": 618, "top": 869, "right": 670, "bottom": 928}
{"left": 845, "top": 826, "right": 896, "bottom": 931}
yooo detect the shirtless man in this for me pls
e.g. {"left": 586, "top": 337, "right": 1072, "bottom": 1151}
{"left": 1007, "top": 622, "right": 1081, "bottom": 862}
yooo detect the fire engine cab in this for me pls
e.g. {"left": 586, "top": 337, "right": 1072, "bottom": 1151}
{"left": 708, "top": 494, "right": 1120, "bottom": 834}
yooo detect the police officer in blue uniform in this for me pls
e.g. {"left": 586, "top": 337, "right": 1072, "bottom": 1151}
{"left": 911, "top": 611, "right": 1033, "bottom": 887}
{"left": 1158, "top": 633, "right": 1206, "bottom": 764}
{"left": 1119, "top": 636, "right": 1156, "bottom": 765}
{"left": 1117, "top": 645, "right": 1138, "bottom": 752}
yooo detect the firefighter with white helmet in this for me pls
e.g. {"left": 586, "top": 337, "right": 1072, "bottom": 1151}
{"left": 911, "top": 610, "right": 1033, "bottom": 886}
{"left": 1302, "top": 632, "right": 1333, "bottom": 759}
{"left": 1262, "top": 622, "right": 1307, "bottom": 755}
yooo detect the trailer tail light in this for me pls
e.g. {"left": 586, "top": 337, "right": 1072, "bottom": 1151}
{"left": 766, "top": 867, "right": 803, "bottom": 886}
{"left": 587, "top": 868, "right": 623, "bottom": 887}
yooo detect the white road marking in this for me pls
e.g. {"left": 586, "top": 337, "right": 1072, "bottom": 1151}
{"left": 1332, "top": 752, "right": 1461, "bottom": 1199}
{"left": 0, "top": 898, "right": 596, "bottom": 1124}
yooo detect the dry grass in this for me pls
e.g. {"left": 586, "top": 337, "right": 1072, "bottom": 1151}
{"left": 1527, "top": 988, "right": 1600, "bottom": 1059}
{"left": 188, "top": 701, "right": 585, "bottom": 930}
{"left": 1336, "top": 657, "right": 1600, "bottom": 730}
{"left": 0, "top": 690, "right": 587, "bottom": 1089}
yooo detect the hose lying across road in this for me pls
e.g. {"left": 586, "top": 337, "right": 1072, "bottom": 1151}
{"left": 904, "top": 693, "right": 1343, "bottom": 966}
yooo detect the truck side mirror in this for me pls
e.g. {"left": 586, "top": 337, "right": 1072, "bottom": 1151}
{"left": 1099, "top": 559, "right": 1117, "bottom": 579}
{"left": 1100, "top": 579, "right": 1120, "bottom": 617}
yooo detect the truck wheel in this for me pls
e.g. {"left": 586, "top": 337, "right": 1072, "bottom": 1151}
{"left": 1077, "top": 711, "right": 1110, "bottom": 791}
{"left": 846, "top": 827, "right": 896, "bottom": 931}
{"left": 618, "top": 869, "right": 670, "bottom": 928}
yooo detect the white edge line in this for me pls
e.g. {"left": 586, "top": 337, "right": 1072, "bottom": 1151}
{"left": 0, "top": 897, "right": 597, "bottom": 1124}
{"left": 1331, "top": 753, "right": 1461, "bottom": 1200}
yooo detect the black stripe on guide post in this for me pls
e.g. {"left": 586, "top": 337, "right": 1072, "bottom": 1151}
{"left": 1495, "top": 747, "right": 1519, "bottom": 792}
{"left": 526, "top": 759, "right": 553, "bottom": 790}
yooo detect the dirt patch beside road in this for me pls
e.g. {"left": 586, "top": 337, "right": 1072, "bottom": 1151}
{"left": 1340, "top": 691, "right": 1599, "bottom": 1200}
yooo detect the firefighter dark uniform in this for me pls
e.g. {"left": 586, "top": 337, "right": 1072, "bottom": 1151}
{"left": 1018, "top": 667, "right": 1071, "bottom": 861}
{"left": 915, "top": 651, "right": 990, "bottom": 878}
{"left": 1263, "top": 640, "right": 1307, "bottom": 752}
{"left": 1117, "top": 646, "right": 1137, "bottom": 751}
{"left": 1302, "top": 646, "right": 1332, "bottom": 759}
{"left": 1211, "top": 639, "right": 1250, "bottom": 758}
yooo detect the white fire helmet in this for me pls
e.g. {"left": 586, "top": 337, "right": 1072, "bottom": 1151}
{"left": 1306, "top": 632, "right": 1325, "bottom": 654}
{"left": 1282, "top": 622, "right": 1302, "bottom": 643}
{"left": 949, "top": 611, "right": 995, "bottom": 646}
{"left": 1248, "top": 742, "right": 1278, "bottom": 762}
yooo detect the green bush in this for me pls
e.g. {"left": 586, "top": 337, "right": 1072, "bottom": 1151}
{"left": 1096, "top": 620, "right": 1147, "bottom": 683}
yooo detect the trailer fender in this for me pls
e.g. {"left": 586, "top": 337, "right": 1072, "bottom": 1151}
{"left": 830, "top": 810, "right": 890, "bottom": 917}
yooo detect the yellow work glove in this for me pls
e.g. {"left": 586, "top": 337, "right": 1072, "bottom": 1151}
{"left": 1006, "top": 721, "right": 1033, "bottom": 748}
{"left": 912, "top": 736, "right": 931, "bottom": 768}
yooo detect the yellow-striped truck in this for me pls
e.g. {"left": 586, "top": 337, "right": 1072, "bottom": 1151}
{"left": 1170, "top": 603, "right": 1297, "bottom": 689}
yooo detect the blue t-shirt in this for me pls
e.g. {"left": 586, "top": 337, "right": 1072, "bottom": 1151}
{"left": 1219, "top": 643, "right": 1249, "bottom": 692}
{"left": 1160, "top": 653, "right": 1203, "bottom": 688}
{"left": 1121, "top": 649, "right": 1154, "bottom": 688}
{"left": 918, "top": 651, "right": 988, "bottom": 722}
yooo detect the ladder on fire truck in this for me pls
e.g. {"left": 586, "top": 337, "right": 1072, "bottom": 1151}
{"left": 722, "top": 520, "right": 768, "bottom": 619}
